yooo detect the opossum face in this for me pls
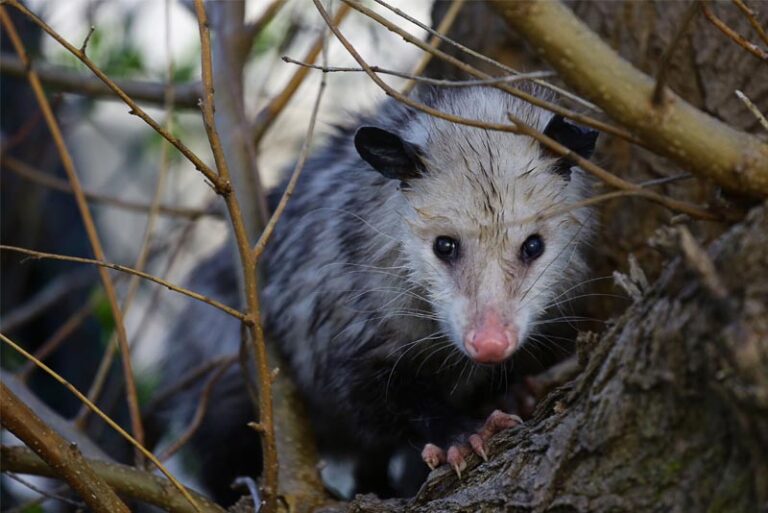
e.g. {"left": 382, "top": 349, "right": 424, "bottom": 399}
{"left": 355, "top": 112, "right": 597, "bottom": 365}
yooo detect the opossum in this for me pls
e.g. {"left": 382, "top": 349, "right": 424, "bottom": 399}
{"left": 158, "top": 86, "right": 598, "bottom": 503}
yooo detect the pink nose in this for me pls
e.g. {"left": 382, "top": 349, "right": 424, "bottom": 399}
{"left": 464, "top": 311, "right": 517, "bottom": 364}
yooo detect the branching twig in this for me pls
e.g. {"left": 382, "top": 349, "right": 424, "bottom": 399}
{"left": 281, "top": 57, "right": 554, "bottom": 87}
{"left": 0, "top": 6, "right": 145, "bottom": 458}
{"left": 490, "top": 0, "right": 768, "bottom": 198}
{"left": 0, "top": 333, "right": 204, "bottom": 513}
{"left": 252, "top": 3, "right": 350, "bottom": 145}
{"left": 653, "top": 1, "right": 700, "bottom": 105}
{"left": 732, "top": 0, "right": 768, "bottom": 47}
{"left": 159, "top": 358, "right": 236, "bottom": 461}
{"left": 1, "top": 446, "right": 226, "bottom": 513}
{"left": 702, "top": 2, "right": 768, "bottom": 62}
{"left": 3, "top": 0, "right": 228, "bottom": 193}
{"left": 2, "top": 154, "right": 214, "bottom": 220}
{"left": 0, "top": 52, "right": 204, "bottom": 108}
{"left": 342, "top": 0, "right": 640, "bottom": 145}
{"left": 312, "top": 0, "right": 719, "bottom": 222}
{"left": 0, "top": 382, "right": 130, "bottom": 513}
{"left": 193, "top": 1, "right": 278, "bottom": 509}
{"left": 401, "top": 0, "right": 465, "bottom": 95}
{"left": 0, "top": 245, "right": 250, "bottom": 322}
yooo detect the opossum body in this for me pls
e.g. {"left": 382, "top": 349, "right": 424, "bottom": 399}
{"left": 163, "top": 86, "right": 598, "bottom": 502}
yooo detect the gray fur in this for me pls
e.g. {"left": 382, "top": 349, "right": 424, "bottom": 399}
{"left": 160, "top": 87, "right": 594, "bottom": 501}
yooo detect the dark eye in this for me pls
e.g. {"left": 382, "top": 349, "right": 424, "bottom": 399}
{"left": 521, "top": 234, "right": 544, "bottom": 262}
{"left": 433, "top": 236, "right": 459, "bottom": 262}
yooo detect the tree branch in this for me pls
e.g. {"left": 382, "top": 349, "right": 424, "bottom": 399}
{"left": 0, "top": 52, "right": 203, "bottom": 108}
{"left": 0, "top": 382, "right": 130, "bottom": 513}
{"left": 489, "top": 0, "right": 768, "bottom": 198}
{"left": 1, "top": 446, "right": 226, "bottom": 513}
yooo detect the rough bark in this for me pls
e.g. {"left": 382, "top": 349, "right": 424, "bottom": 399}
{"left": 316, "top": 201, "right": 768, "bottom": 512}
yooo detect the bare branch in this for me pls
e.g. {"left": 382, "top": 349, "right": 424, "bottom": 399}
{"left": 0, "top": 332, "right": 205, "bottom": 513}
{"left": 732, "top": 0, "right": 768, "bottom": 47}
{"left": 0, "top": 6, "right": 145, "bottom": 456}
{"left": 0, "top": 52, "right": 203, "bottom": 107}
{"left": 0, "top": 245, "right": 250, "bottom": 323}
{"left": 252, "top": 3, "right": 350, "bottom": 145}
{"left": 1, "top": 446, "right": 226, "bottom": 513}
{"left": 245, "top": 0, "right": 288, "bottom": 43}
{"left": 735, "top": 89, "right": 768, "bottom": 132}
{"left": 0, "top": 382, "right": 130, "bottom": 513}
{"left": 490, "top": 0, "right": 768, "bottom": 198}
{"left": 2, "top": 155, "right": 215, "bottom": 220}
{"left": 652, "top": 1, "right": 700, "bottom": 105}
{"left": 3, "top": 0, "right": 228, "bottom": 193}
{"left": 702, "top": 2, "right": 768, "bottom": 62}
{"left": 281, "top": 56, "right": 554, "bottom": 87}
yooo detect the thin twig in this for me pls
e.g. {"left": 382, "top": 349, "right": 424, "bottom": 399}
{"left": 0, "top": 245, "right": 250, "bottom": 322}
{"left": 0, "top": 7, "right": 145, "bottom": 458}
{"left": 0, "top": 333, "right": 204, "bottom": 513}
{"left": 253, "top": 58, "right": 328, "bottom": 258}
{"left": 342, "top": 0, "right": 640, "bottom": 145}
{"left": 5, "top": 472, "right": 85, "bottom": 509}
{"left": 193, "top": 1, "right": 278, "bottom": 509}
{"left": 0, "top": 52, "right": 203, "bottom": 107}
{"left": 0, "top": 267, "right": 92, "bottom": 334}
{"left": 252, "top": 3, "right": 350, "bottom": 145}
{"left": 159, "top": 358, "right": 237, "bottom": 461}
{"left": 281, "top": 57, "right": 554, "bottom": 87}
{"left": 370, "top": 0, "right": 600, "bottom": 113}
{"left": 702, "top": 2, "right": 768, "bottom": 61}
{"left": 1, "top": 483, "right": 72, "bottom": 513}
{"left": 4, "top": 0, "right": 228, "bottom": 193}
{"left": 732, "top": 0, "right": 768, "bottom": 47}
{"left": 1, "top": 446, "right": 226, "bottom": 513}
{"left": 735, "top": 89, "right": 768, "bottom": 132}
{"left": 312, "top": 0, "right": 719, "bottom": 222}
{"left": 2, "top": 154, "right": 214, "bottom": 220}
{"left": 0, "top": 383, "right": 130, "bottom": 513}
{"left": 653, "top": 1, "right": 700, "bottom": 105}
{"left": 401, "top": 0, "right": 465, "bottom": 95}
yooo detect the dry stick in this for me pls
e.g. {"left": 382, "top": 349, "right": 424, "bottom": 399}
{"left": 2, "top": 155, "right": 213, "bottom": 220}
{"left": 0, "top": 333, "right": 204, "bottom": 513}
{"left": 735, "top": 89, "right": 768, "bottom": 132}
{"left": 0, "top": 7, "right": 145, "bottom": 459}
{"left": 0, "top": 52, "right": 203, "bottom": 108}
{"left": 193, "top": 1, "right": 277, "bottom": 510}
{"left": 400, "top": 0, "right": 465, "bottom": 95}
{"left": 0, "top": 245, "right": 249, "bottom": 322}
{"left": 4, "top": 473, "right": 84, "bottom": 510}
{"left": 312, "top": 0, "right": 718, "bottom": 222}
{"left": 77, "top": 0, "right": 179, "bottom": 430}
{"left": 253, "top": 61, "right": 328, "bottom": 259}
{"left": 702, "top": 2, "right": 768, "bottom": 61}
{"left": 2, "top": 446, "right": 226, "bottom": 513}
{"left": 4, "top": 0, "right": 227, "bottom": 194}
{"left": 342, "top": 0, "right": 640, "bottom": 145}
{"left": 490, "top": 0, "right": 768, "bottom": 198}
{"left": 0, "top": 382, "right": 130, "bottom": 513}
{"left": 370, "top": 0, "right": 600, "bottom": 113}
{"left": 652, "top": 1, "right": 700, "bottom": 105}
{"left": 145, "top": 355, "right": 238, "bottom": 414}
{"left": 732, "top": 0, "right": 768, "bottom": 47}
{"left": 281, "top": 57, "right": 554, "bottom": 87}
{"left": 252, "top": 3, "right": 350, "bottom": 145}
{"left": 159, "top": 358, "right": 237, "bottom": 461}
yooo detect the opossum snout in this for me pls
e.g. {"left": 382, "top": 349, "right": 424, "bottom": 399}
{"left": 463, "top": 310, "right": 518, "bottom": 364}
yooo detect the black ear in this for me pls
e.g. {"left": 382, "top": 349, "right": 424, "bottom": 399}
{"left": 354, "top": 126, "right": 426, "bottom": 181}
{"left": 543, "top": 115, "right": 599, "bottom": 178}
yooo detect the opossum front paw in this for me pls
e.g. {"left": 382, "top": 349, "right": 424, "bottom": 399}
{"left": 420, "top": 410, "right": 522, "bottom": 478}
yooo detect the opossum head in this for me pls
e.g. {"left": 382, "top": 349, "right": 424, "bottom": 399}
{"left": 354, "top": 89, "right": 598, "bottom": 364}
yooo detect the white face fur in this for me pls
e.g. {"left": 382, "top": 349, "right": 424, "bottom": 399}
{"left": 355, "top": 89, "right": 597, "bottom": 364}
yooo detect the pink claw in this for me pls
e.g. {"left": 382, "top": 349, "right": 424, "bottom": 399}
{"left": 446, "top": 445, "right": 468, "bottom": 479}
{"left": 421, "top": 443, "right": 445, "bottom": 470}
{"left": 469, "top": 433, "right": 487, "bottom": 461}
